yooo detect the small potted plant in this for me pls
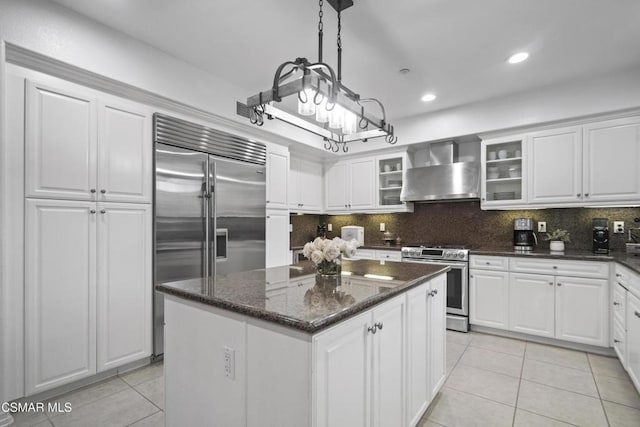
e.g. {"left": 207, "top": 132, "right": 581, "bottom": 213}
{"left": 544, "top": 229, "right": 571, "bottom": 252}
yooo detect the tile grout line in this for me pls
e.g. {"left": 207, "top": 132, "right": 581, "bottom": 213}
{"left": 124, "top": 409, "right": 163, "bottom": 427}
{"left": 511, "top": 341, "right": 527, "bottom": 427}
{"left": 587, "top": 352, "right": 612, "bottom": 427}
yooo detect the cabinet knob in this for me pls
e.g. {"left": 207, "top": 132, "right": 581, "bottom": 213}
{"left": 614, "top": 339, "right": 621, "bottom": 344}
{"left": 613, "top": 301, "right": 620, "bottom": 306}
{"left": 585, "top": 193, "right": 589, "bottom": 197}
{"left": 469, "top": 275, "right": 474, "bottom": 278}
{"left": 549, "top": 282, "right": 554, "bottom": 286}
{"left": 100, "top": 189, "right": 107, "bottom": 194}
{"left": 553, "top": 266, "right": 558, "bottom": 269}
{"left": 90, "top": 189, "right": 96, "bottom": 193}
{"left": 616, "top": 273, "right": 622, "bottom": 277}
{"left": 100, "top": 209, "right": 106, "bottom": 214}
{"left": 481, "top": 197, "right": 485, "bottom": 201}
{"left": 266, "top": 200, "right": 270, "bottom": 203}
{"left": 375, "top": 322, "right": 383, "bottom": 330}
{"left": 635, "top": 311, "right": 640, "bottom": 318}
{"left": 367, "top": 325, "right": 378, "bottom": 334}
{"left": 485, "top": 262, "right": 490, "bottom": 265}
{"left": 576, "top": 193, "right": 581, "bottom": 197}
{"left": 557, "top": 283, "right": 562, "bottom": 287}
{"left": 431, "top": 289, "right": 438, "bottom": 296}
{"left": 90, "top": 209, "right": 96, "bottom": 214}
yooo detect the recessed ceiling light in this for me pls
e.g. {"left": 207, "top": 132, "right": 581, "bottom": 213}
{"left": 421, "top": 93, "right": 436, "bottom": 102}
{"left": 508, "top": 52, "right": 529, "bottom": 64}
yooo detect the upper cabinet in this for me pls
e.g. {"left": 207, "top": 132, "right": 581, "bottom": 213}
{"left": 528, "top": 126, "right": 583, "bottom": 205}
{"left": 289, "top": 156, "right": 323, "bottom": 213}
{"left": 481, "top": 115, "right": 640, "bottom": 209}
{"left": 376, "top": 152, "right": 413, "bottom": 212}
{"left": 481, "top": 135, "right": 526, "bottom": 208}
{"left": 265, "top": 145, "right": 289, "bottom": 210}
{"left": 582, "top": 117, "right": 640, "bottom": 203}
{"left": 25, "top": 80, "right": 152, "bottom": 204}
{"left": 324, "top": 151, "right": 413, "bottom": 214}
{"left": 325, "top": 157, "right": 375, "bottom": 212}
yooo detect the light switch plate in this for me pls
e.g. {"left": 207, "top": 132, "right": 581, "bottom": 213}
{"left": 327, "top": 223, "right": 332, "bottom": 232}
{"left": 380, "top": 223, "right": 385, "bottom": 232}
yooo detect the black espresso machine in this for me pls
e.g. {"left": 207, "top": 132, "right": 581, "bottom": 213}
{"left": 514, "top": 218, "right": 537, "bottom": 250}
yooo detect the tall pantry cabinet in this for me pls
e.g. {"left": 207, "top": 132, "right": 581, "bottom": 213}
{"left": 24, "top": 79, "right": 152, "bottom": 394}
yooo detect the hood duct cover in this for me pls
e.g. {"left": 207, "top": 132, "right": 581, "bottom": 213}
{"left": 400, "top": 161, "right": 480, "bottom": 202}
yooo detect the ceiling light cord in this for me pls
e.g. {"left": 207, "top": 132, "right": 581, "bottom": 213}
{"left": 318, "top": 0, "right": 324, "bottom": 63}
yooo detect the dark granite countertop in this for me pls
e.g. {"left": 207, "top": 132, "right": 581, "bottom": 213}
{"left": 156, "top": 259, "right": 448, "bottom": 334}
{"left": 471, "top": 246, "right": 640, "bottom": 274}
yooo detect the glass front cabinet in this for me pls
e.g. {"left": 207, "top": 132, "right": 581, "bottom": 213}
{"left": 375, "top": 152, "right": 413, "bottom": 212}
{"left": 481, "top": 135, "right": 527, "bottom": 208}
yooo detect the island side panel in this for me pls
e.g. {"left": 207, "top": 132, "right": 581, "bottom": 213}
{"left": 246, "top": 318, "right": 313, "bottom": 427}
{"left": 164, "top": 296, "right": 247, "bottom": 427}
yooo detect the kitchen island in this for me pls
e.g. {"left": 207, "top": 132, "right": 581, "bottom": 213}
{"left": 156, "top": 259, "right": 448, "bottom": 427}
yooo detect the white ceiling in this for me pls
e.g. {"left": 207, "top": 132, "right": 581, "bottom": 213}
{"left": 51, "top": 0, "right": 640, "bottom": 122}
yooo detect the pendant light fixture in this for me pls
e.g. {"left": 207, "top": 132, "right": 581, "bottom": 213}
{"left": 245, "top": 0, "right": 397, "bottom": 152}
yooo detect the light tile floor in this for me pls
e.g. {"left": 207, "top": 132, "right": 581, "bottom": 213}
{"left": 8, "top": 363, "right": 165, "bottom": 427}
{"left": 420, "top": 331, "right": 640, "bottom": 427}
{"left": 8, "top": 331, "right": 640, "bottom": 426}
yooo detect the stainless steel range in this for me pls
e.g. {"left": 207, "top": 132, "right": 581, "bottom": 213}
{"left": 401, "top": 244, "right": 469, "bottom": 332}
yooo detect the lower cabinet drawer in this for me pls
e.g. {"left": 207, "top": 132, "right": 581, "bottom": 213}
{"left": 470, "top": 255, "right": 509, "bottom": 271}
{"left": 376, "top": 250, "right": 401, "bottom": 261}
{"left": 509, "top": 257, "right": 609, "bottom": 279}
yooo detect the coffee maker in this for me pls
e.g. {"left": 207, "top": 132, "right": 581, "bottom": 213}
{"left": 593, "top": 218, "right": 609, "bottom": 254}
{"left": 514, "top": 218, "right": 537, "bottom": 251}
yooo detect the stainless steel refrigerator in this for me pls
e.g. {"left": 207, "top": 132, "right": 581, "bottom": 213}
{"left": 153, "top": 114, "right": 266, "bottom": 356}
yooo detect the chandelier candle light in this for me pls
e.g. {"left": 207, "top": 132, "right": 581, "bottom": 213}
{"left": 245, "top": 0, "right": 397, "bottom": 152}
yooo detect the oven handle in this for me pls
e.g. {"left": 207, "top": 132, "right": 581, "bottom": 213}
{"left": 401, "top": 259, "right": 467, "bottom": 268}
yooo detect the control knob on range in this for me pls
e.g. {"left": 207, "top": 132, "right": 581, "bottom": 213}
{"left": 457, "top": 251, "right": 465, "bottom": 259}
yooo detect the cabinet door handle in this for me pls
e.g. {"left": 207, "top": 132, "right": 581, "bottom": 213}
{"left": 375, "top": 322, "right": 383, "bottom": 330}
{"left": 576, "top": 193, "right": 581, "bottom": 197}
{"left": 90, "top": 209, "right": 96, "bottom": 214}
{"left": 100, "top": 209, "right": 106, "bottom": 214}
{"left": 90, "top": 189, "right": 96, "bottom": 193}
{"left": 100, "top": 189, "right": 107, "bottom": 194}
{"left": 616, "top": 273, "right": 622, "bottom": 277}
{"left": 635, "top": 311, "right": 640, "bottom": 318}
{"left": 613, "top": 301, "right": 620, "bottom": 306}
{"left": 368, "top": 325, "right": 378, "bottom": 334}
{"left": 614, "top": 339, "right": 621, "bottom": 344}
{"left": 431, "top": 289, "right": 438, "bottom": 296}
{"left": 585, "top": 193, "right": 589, "bottom": 197}
{"left": 557, "top": 283, "right": 562, "bottom": 287}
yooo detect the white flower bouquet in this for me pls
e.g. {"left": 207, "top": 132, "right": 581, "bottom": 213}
{"left": 302, "top": 237, "right": 360, "bottom": 275}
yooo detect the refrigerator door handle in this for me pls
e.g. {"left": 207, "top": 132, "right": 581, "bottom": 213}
{"left": 209, "top": 159, "right": 216, "bottom": 279}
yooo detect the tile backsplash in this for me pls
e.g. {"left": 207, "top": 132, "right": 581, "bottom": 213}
{"left": 290, "top": 201, "right": 640, "bottom": 252}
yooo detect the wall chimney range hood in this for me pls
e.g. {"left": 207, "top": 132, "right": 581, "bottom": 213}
{"left": 400, "top": 141, "right": 480, "bottom": 202}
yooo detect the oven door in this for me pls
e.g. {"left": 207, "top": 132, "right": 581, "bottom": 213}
{"left": 401, "top": 259, "right": 468, "bottom": 316}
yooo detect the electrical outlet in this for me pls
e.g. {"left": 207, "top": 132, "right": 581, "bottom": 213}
{"left": 614, "top": 221, "right": 625, "bottom": 234}
{"left": 224, "top": 346, "right": 235, "bottom": 380}
{"left": 380, "top": 223, "right": 385, "bottom": 232}
{"left": 538, "top": 222, "right": 547, "bottom": 233}
{"left": 327, "top": 223, "right": 332, "bottom": 232}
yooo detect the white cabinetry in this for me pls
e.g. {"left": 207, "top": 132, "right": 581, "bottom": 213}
{"left": 22, "top": 78, "right": 153, "bottom": 395}
{"left": 375, "top": 152, "right": 413, "bottom": 212}
{"left": 266, "top": 146, "right": 289, "bottom": 209}
{"left": 528, "top": 126, "right": 582, "bottom": 204}
{"left": 266, "top": 210, "right": 290, "bottom": 267}
{"left": 582, "top": 116, "right": 640, "bottom": 203}
{"left": 469, "top": 268, "right": 510, "bottom": 329}
{"left": 25, "top": 81, "right": 152, "bottom": 203}
{"left": 314, "top": 295, "right": 405, "bottom": 427}
{"left": 25, "top": 200, "right": 96, "bottom": 395}
{"left": 405, "top": 275, "right": 445, "bottom": 427}
{"left": 25, "top": 199, "right": 151, "bottom": 394}
{"left": 481, "top": 115, "right": 640, "bottom": 209}
{"left": 325, "top": 158, "right": 375, "bottom": 212}
{"left": 509, "top": 273, "right": 555, "bottom": 338}
{"left": 289, "top": 156, "right": 323, "bottom": 212}
{"left": 627, "top": 292, "right": 640, "bottom": 391}
{"left": 96, "top": 203, "right": 152, "bottom": 371}
{"left": 481, "top": 136, "right": 526, "bottom": 207}
{"left": 470, "top": 255, "right": 609, "bottom": 347}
